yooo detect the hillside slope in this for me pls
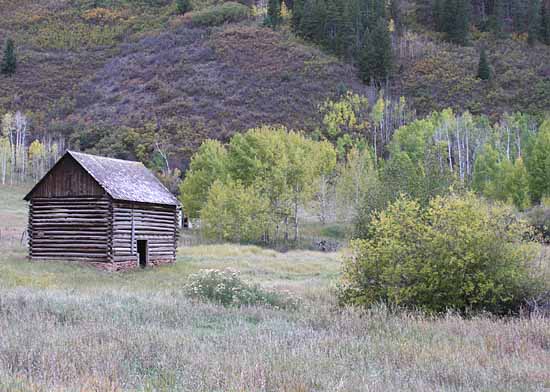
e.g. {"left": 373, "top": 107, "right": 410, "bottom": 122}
{"left": 0, "top": 0, "right": 364, "bottom": 169}
{"left": 1, "top": 0, "right": 549, "bottom": 172}
{"left": 71, "top": 24, "right": 364, "bottom": 162}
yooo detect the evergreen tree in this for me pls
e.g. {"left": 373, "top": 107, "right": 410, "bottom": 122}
{"left": 528, "top": 0, "right": 541, "bottom": 45}
{"left": 359, "top": 18, "right": 393, "bottom": 84}
{"left": 541, "top": 2, "right": 550, "bottom": 45}
{"left": 299, "top": 0, "right": 327, "bottom": 41}
{"left": 175, "top": 0, "right": 191, "bottom": 15}
{"left": 477, "top": 47, "right": 491, "bottom": 80}
{"left": 266, "top": 0, "right": 282, "bottom": 28}
{"left": 390, "top": 0, "right": 403, "bottom": 36}
{"left": 415, "top": 0, "right": 434, "bottom": 26}
{"left": 511, "top": 0, "right": 529, "bottom": 32}
{"left": 489, "top": 0, "right": 505, "bottom": 37}
{"left": 442, "top": 0, "right": 471, "bottom": 45}
{"left": 433, "top": 0, "right": 444, "bottom": 31}
{"left": 324, "top": 0, "right": 340, "bottom": 50}
{"left": 1, "top": 38, "right": 16, "bottom": 76}
{"left": 291, "top": 0, "right": 304, "bottom": 31}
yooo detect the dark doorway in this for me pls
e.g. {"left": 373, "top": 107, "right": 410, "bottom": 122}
{"left": 137, "top": 240, "right": 148, "bottom": 268}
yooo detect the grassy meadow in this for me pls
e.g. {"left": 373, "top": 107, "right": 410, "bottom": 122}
{"left": 0, "top": 185, "right": 549, "bottom": 391}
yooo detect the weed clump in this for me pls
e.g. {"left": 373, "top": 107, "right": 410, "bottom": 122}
{"left": 184, "top": 268, "right": 299, "bottom": 309}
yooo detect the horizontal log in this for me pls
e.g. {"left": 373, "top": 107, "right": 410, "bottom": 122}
{"left": 32, "top": 222, "right": 109, "bottom": 231}
{"left": 32, "top": 205, "right": 109, "bottom": 210}
{"left": 113, "top": 209, "right": 174, "bottom": 216}
{"left": 32, "top": 212, "right": 109, "bottom": 217}
{"left": 113, "top": 217, "right": 174, "bottom": 224}
{"left": 31, "top": 230, "right": 109, "bottom": 235}
{"left": 31, "top": 244, "right": 107, "bottom": 250}
{"left": 113, "top": 205, "right": 175, "bottom": 211}
{"left": 31, "top": 256, "right": 110, "bottom": 263}
{"left": 31, "top": 200, "right": 111, "bottom": 210}
{"left": 31, "top": 235, "right": 107, "bottom": 240}
{"left": 31, "top": 252, "right": 107, "bottom": 258}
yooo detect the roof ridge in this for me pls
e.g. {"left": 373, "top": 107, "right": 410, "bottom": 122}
{"left": 68, "top": 150, "right": 143, "bottom": 165}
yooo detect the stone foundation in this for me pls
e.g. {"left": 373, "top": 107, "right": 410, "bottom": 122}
{"left": 30, "top": 257, "right": 175, "bottom": 272}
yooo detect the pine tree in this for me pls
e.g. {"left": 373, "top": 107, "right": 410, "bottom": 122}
{"left": 442, "top": 0, "right": 471, "bottom": 45}
{"left": 477, "top": 48, "right": 491, "bottom": 80}
{"left": 266, "top": 0, "right": 282, "bottom": 28}
{"left": 175, "top": 0, "right": 191, "bottom": 15}
{"left": 1, "top": 38, "right": 16, "bottom": 76}
{"left": 528, "top": 0, "right": 541, "bottom": 45}
{"left": 359, "top": 18, "right": 393, "bottom": 84}
{"left": 299, "top": 0, "right": 326, "bottom": 42}
{"left": 390, "top": 0, "right": 402, "bottom": 35}
{"left": 541, "top": 2, "right": 550, "bottom": 45}
{"left": 433, "top": 0, "right": 444, "bottom": 31}
{"left": 489, "top": 0, "right": 505, "bottom": 38}
{"left": 291, "top": 0, "right": 304, "bottom": 31}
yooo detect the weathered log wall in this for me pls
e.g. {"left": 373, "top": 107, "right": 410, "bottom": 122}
{"left": 111, "top": 201, "right": 178, "bottom": 267}
{"left": 29, "top": 196, "right": 111, "bottom": 263}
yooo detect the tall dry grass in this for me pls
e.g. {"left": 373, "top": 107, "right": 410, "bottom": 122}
{"left": 0, "top": 244, "right": 549, "bottom": 391}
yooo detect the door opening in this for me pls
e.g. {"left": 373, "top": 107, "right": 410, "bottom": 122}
{"left": 137, "top": 240, "right": 148, "bottom": 268}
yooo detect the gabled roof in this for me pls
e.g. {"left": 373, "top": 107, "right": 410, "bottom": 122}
{"left": 25, "top": 151, "right": 180, "bottom": 206}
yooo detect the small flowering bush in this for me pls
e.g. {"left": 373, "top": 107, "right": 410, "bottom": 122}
{"left": 184, "top": 268, "right": 299, "bottom": 309}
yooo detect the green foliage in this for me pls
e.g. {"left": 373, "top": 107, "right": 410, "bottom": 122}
{"left": 292, "top": 0, "right": 392, "bottom": 81}
{"left": 528, "top": 0, "right": 541, "bottom": 45}
{"left": 439, "top": 0, "right": 471, "bottom": 45}
{"left": 265, "top": 0, "right": 282, "bottom": 28}
{"left": 477, "top": 48, "right": 491, "bottom": 81}
{"left": 184, "top": 268, "right": 299, "bottom": 308}
{"left": 1, "top": 39, "right": 16, "bottom": 76}
{"left": 337, "top": 146, "right": 384, "bottom": 221}
{"left": 179, "top": 140, "right": 228, "bottom": 219}
{"left": 200, "top": 180, "right": 271, "bottom": 242}
{"left": 339, "top": 193, "right": 542, "bottom": 315}
{"left": 176, "top": 0, "right": 192, "bottom": 15}
{"left": 359, "top": 18, "right": 393, "bottom": 84}
{"left": 541, "top": 2, "right": 550, "bottom": 45}
{"left": 382, "top": 113, "right": 456, "bottom": 204}
{"left": 523, "top": 204, "right": 550, "bottom": 242}
{"left": 181, "top": 126, "right": 337, "bottom": 243}
{"left": 526, "top": 120, "right": 550, "bottom": 203}
{"left": 318, "top": 91, "right": 369, "bottom": 157}
{"left": 189, "top": 2, "right": 250, "bottom": 26}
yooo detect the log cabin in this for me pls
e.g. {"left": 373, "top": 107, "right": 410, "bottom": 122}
{"left": 24, "top": 151, "right": 181, "bottom": 271}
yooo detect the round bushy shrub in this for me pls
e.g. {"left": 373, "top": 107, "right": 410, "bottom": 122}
{"left": 189, "top": 2, "right": 250, "bottom": 26}
{"left": 339, "top": 193, "right": 543, "bottom": 315}
{"left": 184, "top": 268, "right": 298, "bottom": 309}
{"left": 523, "top": 204, "right": 550, "bottom": 243}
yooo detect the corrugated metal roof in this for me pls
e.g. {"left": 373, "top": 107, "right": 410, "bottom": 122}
{"left": 69, "top": 151, "right": 180, "bottom": 206}
{"left": 25, "top": 151, "right": 180, "bottom": 206}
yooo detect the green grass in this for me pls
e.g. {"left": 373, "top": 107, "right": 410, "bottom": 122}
{"left": 0, "top": 185, "right": 549, "bottom": 390}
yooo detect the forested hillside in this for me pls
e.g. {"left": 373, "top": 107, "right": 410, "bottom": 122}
{"left": 0, "top": 0, "right": 549, "bottom": 180}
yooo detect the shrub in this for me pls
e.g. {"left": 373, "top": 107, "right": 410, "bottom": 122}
{"left": 175, "top": 0, "right": 192, "bottom": 15}
{"left": 189, "top": 2, "right": 250, "bottom": 26}
{"left": 184, "top": 268, "right": 299, "bottom": 309}
{"left": 524, "top": 204, "right": 550, "bottom": 243}
{"left": 339, "top": 193, "right": 544, "bottom": 315}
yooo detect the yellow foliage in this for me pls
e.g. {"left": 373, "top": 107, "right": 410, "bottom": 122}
{"left": 82, "top": 8, "right": 124, "bottom": 24}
